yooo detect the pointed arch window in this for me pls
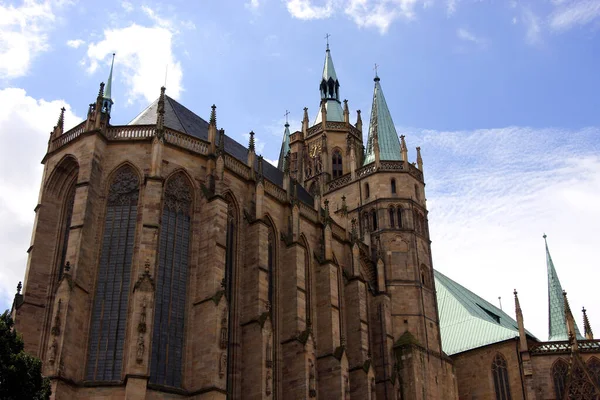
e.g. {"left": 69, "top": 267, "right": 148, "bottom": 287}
{"left": 553, "top": 359, "right": 568, "bottom": 400}
{"left": 588, "top": 357, "right": 600, "bottom": 389}
{"left": 86, "top": 166, "right": 139, "bottom": 381}
{"left": 150, "top": 174, "right": 193, "bottom": 388}
{"left": 224, "top": 200, "right": 237, "bottom": 394}
{"left": 58, "top": 184, "right": 76, "bottom": 281}
{"left": 371, "top": 209, "right": 378, "bottom": 231}
{"left": 491, "top": 353, "right": 512, "bottom": 400}
{"left": 397, "top": 207, "right": 403, "bottom": 228}
{"left": 389, "top": 207, "right": 395, "bottom": 228}
{"left": 391, "top": 178, "right": 397, "bottom": 194}
{"left": 332, "top": 150, "right": 343, "bottom": 179}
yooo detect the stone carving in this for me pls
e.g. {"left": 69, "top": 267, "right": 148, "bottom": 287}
{"left": 51, "top": 299, "right": 61, "bottom": 336}
{"left": 164, "top": 174, "right": 192, "bottom": 213}
{"left": 220, "top": 306, "right": 228, "bottom": 350}
{"left": 136, "top": 335, "right": 145, "bottom": 363}
{"left": 219, "top": 352, "right": 227, "bottom": 378}
{"left": 265, "top": 368, "right": 272, "bottom": 396}
{"left": 107, "top": 167, "right": 139, "bottom": 205}
{"left": 309, "top": 359, "right": 317, "bottom": 397}
{"left": 134, "top": 260, "right": 155, "bottom": 292}
{"left": 136, "top": 297, "right": 148, "bottom": 364}
{"left": 266, "top": 332, "right": 273, "bottom": 368}
{"left": 47, "top": 338, "right": 58, "bottom": 365}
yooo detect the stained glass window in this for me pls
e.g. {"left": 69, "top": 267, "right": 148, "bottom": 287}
{"left": 491, "top": 353, "right": 512, "bottom": 400}
{"left": 86, "top": 166, "right": 139, "bottom": 381}
{"left": 553, "top": 359, "right": 568, "bottom": 400}
{"left": 588, "top": 357, "right": 600, "bottom": 390}
{"left": 150, "top": 174, "right": 192, "bottom": 387}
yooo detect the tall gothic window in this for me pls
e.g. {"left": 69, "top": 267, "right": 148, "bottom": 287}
{"left": 86, "top": 166, "right": 139, "bottom": 381}
{"left": 491, "top": 353, "right": 512, "bottom": 400}
{"left": 151, "top": 174, "right": 192, "bottom": 387}
{"left": 332, "top": 150, "right": 343, "bottom": 178}
{"left": 588, "top": 358, "right": 600, "bottom": 389}
{"left": 58, "top": 185, "right": 76, "bottom": 281}
{"left": 553, "top": 359, "right": 569, "bottom": 399}
{"left": 389, "top": 207, "right": 395, "bottom": 228}
{"left": 224, "top": 201, "right": 236, "bottom": 394}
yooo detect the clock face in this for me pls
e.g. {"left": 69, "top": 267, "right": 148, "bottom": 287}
{"left": 309, "top": 142, "right": 321, "bottom": 158}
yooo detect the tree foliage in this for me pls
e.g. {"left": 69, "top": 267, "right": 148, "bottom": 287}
{"left": 0, "top": 311, "right": 51, "bottom": 400}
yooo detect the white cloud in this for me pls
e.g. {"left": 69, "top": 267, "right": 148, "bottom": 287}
{"left": 523, "top": 7, "right": 541, "bottom": 45}
{"left": 121, "top": 1, "right": 133, "bottom": 12}
{"left": 84, "top": 8, "right": 185, "bottom": 104}
{"left": 245, "top": 0, "right": 261, "bottom": 10}
{"left": 66, "top": 38, "right": 84, "bottom": 48}
{"left": 549, "top": 0, "right": 600, "bottom": 31}
{"left": 0, "top": 88, "right": 81, "bottom": 310}
{"left": 457, "top": 27, "right": 485, "bottom": 46}
{"left": 403, "top": 126, "right": 600, "bottom": 339}
{"left": 0, "top": 0, "right": 61, "bottom": 79}
{"left": 286, "top": 0, "right": 336, "bottom": 20}
{"left": 447, "top": 0, "right": 459, "bottom": 15}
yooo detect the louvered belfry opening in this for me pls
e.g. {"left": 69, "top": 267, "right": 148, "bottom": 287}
{"left": 86, "top": 165, "right": 140, "bottom": 381}
{"left": 150, "top": 174, "right": 193, "bottom": 387}
{"left": 491, "top": 353, "right": 512, "bottom": 400}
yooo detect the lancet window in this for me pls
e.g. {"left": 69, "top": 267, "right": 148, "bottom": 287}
{"left": 389, "top": 207, "right": 395, "bottom": 228}
{"left": 86, "top": 165, "right": 139, "bottom": 381}
{"left": 150, "top": 174, "right": 193, "bottom": 387}
{"left": 588, "top": 357, "right": 600, "bottom": 389}
{"left": 365, "top": 183, "right": 370, "bottom": 198}
{"left": 397, "top": 207, "right": 403, "bottom": 228}
{"left": 58, "top": 185, "right": 76, "bottom": 281}
{"left": 391, "top": 178, "right": 397, "bottom": 194}
{"left": 552, "top": 359, "right": 568, "bottom": 400}
{"left": 491, "top": 353, "right": 512, "bottom": 400}
{"left": 371, "top": 209, "right": 378, "bottom": 231}
{"left": 332, "top": 149, "right": 343, "bottom": 178}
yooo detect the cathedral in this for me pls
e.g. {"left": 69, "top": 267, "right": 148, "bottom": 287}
{"left": 9, "top": 43, "right": 599, "bottom": 400}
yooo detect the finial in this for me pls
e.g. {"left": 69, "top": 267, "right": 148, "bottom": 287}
{"left": 583, "top": 307, "right": 594, "bottom": 339}
{"left": 57, "top": 107, "right": 65, "bottom": 129}
{"left": 324, "top": 33, "right": 331, "bottom": 51}
{"left": 374, "top": 63, "right": 380, "bottom": 81}
{"left": 284, "top": 110, "right": 290, "bottom": 126}
{"left": 98, "top": 82, "right": 105, "bottom": 98}
{"left": 210, "top": 104, "right": 217, "bottom": 126}
{"left": 218, "top": 129, "right": 225, "bottom": 152}
{"left": 543, "top": 233, "right": 547, "bottom": 240}
{"left": 16, "top": 281, "right": 22, "bottom": 295}
{"left": 249, "top": 131, "right": 255, "bottom": 151}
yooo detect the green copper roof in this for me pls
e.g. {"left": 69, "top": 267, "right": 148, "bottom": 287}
{"left": 313, "top": 47, "right": 344, "bottom": 125}
{"left": 313, "top": 100, "right": 344, "bottom": 125}
{"left": 277, "top": 122, "right": 290, "bottom": 171}
{"left": 363, "top": 76, "right": 402, "bottom": 165}
{"left": 545, "top": 235, "right": 584, "bottom": 341}
{"left": 104, "top": 53, "right": 115, "bottom": 100}
{"left": 322, "top": 48, "right": 338, "bottom": 82}
{"left": 435, "top": 270, "right": 537, "bottom": 355}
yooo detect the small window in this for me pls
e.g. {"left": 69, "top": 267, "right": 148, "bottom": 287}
{"left": 414, "top": 184, "right": 420, "bottom": 201}
{"left": 389, "top": 207, "right": 395, "bottom": 228}
{"left": 365, "top": 183, "right": 370, "bottom": 198}
{"left": 492, "top": 354, "right": 512, "bottom": 400}
{"left": 397, "top": 207, "right": 403, "bottom": 228}
{"left": 391, "top": 178, "right": 397, "bottom": 194}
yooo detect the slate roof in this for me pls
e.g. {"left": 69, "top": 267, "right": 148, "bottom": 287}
{"left": 545, "top": 236, "right": 584, "bottom": 341}
{"left": 435, "top": 270, "right": 538, "bottom": 355}
{"left": 364, "top": 76, "right": 402, "bottom": 165}
{"left": 128, "top": 95, "right": 313, "bottom": 206}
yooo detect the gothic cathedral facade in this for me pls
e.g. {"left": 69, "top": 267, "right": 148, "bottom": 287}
{"left": 12, "top": 46, "right": 458, "bottom": 399}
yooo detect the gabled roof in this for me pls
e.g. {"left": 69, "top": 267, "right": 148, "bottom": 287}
{"left": 545, "top": 235, "right": 584, "bottom": 341}
{"left": 435, "top": 270, "right": 537, "bottom": 355}
{"left": 363, "top": 76, "right": 402, "bottom": 165}
{"left": 128, "top": 95, "right": 313, "bottom": 206}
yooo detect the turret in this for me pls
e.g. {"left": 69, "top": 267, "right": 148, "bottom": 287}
{"left": 314, "top": 44, "right": 344, "bottom": 125}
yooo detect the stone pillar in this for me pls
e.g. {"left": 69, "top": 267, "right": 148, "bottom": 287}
{"left": 370, "top": 295, "right": 395, "bottom": 399}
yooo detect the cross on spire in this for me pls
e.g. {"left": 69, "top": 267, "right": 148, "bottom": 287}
{"left": 325, "top": 33, "right": 331, "bottom": 50}
{"left": 374, "top": 63, "right": 379, "bottom": 76}
{"left": 284, "top": 109, "right": 290, "bottom": 125}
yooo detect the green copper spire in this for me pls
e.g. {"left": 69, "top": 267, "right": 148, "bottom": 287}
{"left": 277, "top": 118, "right": 291, "bottom": 171}
{"left": 104, "top": 53, "right": 115, "bottom": 100}
{"left": 364, "top": 74, "right": 402, "bottom": 165}
{"left": 545, "top": 234, "right": 583, "bottom": 341}
{"left": 314, "top": 42, "right": 343, "bottom": 125}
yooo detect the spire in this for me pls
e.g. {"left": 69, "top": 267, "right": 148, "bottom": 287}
{"left": 104, "top": 53, "right": 115, "bottom": 100}
{"left": 57, "top": 107, "right": 65, "bottom": 130}
{"left": 277, "top": 117, "right": 291, "bottom": 171}
{"left": 364, "top": 74, "right": 402, "bottom": 165}
{"left": 314, "top": 42, "right": 343, "bottom": 125}
{"left": 583, "top": 307, "right": 594, "bottom": 340}
{"left": 545, "top": 234, "right": 584, "bottom": 341}
{"left": 101, "top": 53, "right": 115, "bottom": 115}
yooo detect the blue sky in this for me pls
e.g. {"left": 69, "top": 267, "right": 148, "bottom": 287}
{"left": 1, "top": 0, "right": 599, "bottom": 341}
